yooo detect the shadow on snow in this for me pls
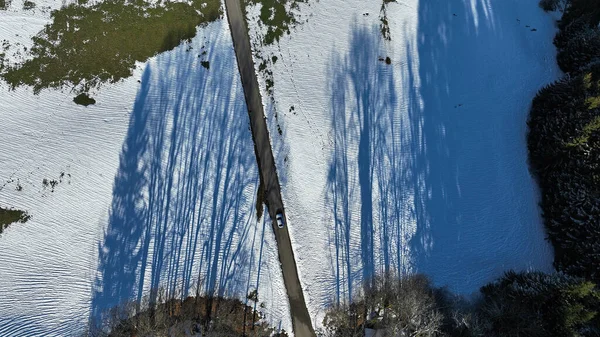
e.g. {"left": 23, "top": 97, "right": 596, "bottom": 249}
{"left": 327, "top": 0, "right": 553, "bottom": 304}
{"left": 90, "top": 23, "right": 270, "bottom": 325}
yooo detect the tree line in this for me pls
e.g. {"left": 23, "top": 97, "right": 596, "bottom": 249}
{"left": 528, "top": 0, "right": 600, "bottom": 283}
{"left": 321, "top": 272, "right": 599, "bottom": 337}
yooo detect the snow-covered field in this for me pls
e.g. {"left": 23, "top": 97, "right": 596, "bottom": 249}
{"left": 0, "top": 0, "right": 561, "bottom": 334}
{"left": 0, "top": 5, "right": 289, "bottom": 336}
{"left": 247, "top": 0, "right": 560, "bottom": 327}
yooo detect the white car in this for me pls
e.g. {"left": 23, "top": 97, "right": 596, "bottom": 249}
{"left": 276, "top": 212, "right": 285, "bottom": 228}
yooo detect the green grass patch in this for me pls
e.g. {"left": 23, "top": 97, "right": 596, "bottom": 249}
{"left": 73, "top": 93, "right": 95, "bottom": 106}
{"left": 246, "top": 0, "right": 305, "bottom": 45}
{"left": 0, "top": 207, "right": 30, "bottom": 235}
{"left": 1, "top": 0, "right": 221, "bottom": 93}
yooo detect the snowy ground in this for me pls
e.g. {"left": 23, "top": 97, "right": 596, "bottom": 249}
{"left": 246, "top": 0, "right": 560, "bottom": 328}
{"left": 0, "top": 0, "right": 562, "bottom": 334}
{"left": 0, "top": 5, "right": 289, "bottom": 336}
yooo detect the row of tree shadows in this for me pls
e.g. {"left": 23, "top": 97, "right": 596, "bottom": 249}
{"left": 90, "top": 23, "right": 278, "bottom": 328}
{"left": 90, "top": 0, "right": 556, "bottom": 329}
{"left": 326, "top": 0, "right": 553, "bottom": 305}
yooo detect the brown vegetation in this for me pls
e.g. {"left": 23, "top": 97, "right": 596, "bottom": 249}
{"left": 89, "top": 292, "right": 287, "bottom": 337}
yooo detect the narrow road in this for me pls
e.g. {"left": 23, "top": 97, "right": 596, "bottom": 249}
{"left": 223, "top": 1, "right": 316, "bottom": 336}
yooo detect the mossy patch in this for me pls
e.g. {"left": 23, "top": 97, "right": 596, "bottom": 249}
{"left": 1, "top": 0, "right": 221, "bottom": 93}
{"left": 567, "top": 115, "right": 600, "bottom": 146}
{"left": 584, "top": 72, "right": 593, "bottom": 89}
{"left": 582, "top": 70, "right": 600, "bottom": 110}
{"left": 586, "top": 95, "right": 600, "bottom": 110}
{"left": 0, "top": 0, "right": 10, "bottom": 10}
{"left": 74, "top": 93, "right": 95, "bottom": 106}
{"left": 0, "top": 207, "right": 30, "bottom": 235}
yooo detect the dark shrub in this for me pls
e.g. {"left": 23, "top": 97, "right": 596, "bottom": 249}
{"left": 73, "top": 93, "right": 96, "bottom": 106}
{"left": 539, "top": 0, "right": 566, "bottom": 12}
{"left": 479, "top": 271, "right": 599, "bottom": 337}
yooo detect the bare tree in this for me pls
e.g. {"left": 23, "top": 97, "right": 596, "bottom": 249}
{"left": 322, "top": 274, "right": 446, "bottom": 337}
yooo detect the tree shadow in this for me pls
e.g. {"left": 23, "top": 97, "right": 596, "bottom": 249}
{"left": 326, "top": 23, "right": 399, "bottom": 304}
{"left": 327, "top": 0, "right": 553, "bottom": 303}
{"left": 408, "top": 0, "right": 552, "bottom": 292}
{"left": 90, "top": 22, "right": 265, "bottom": 326}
